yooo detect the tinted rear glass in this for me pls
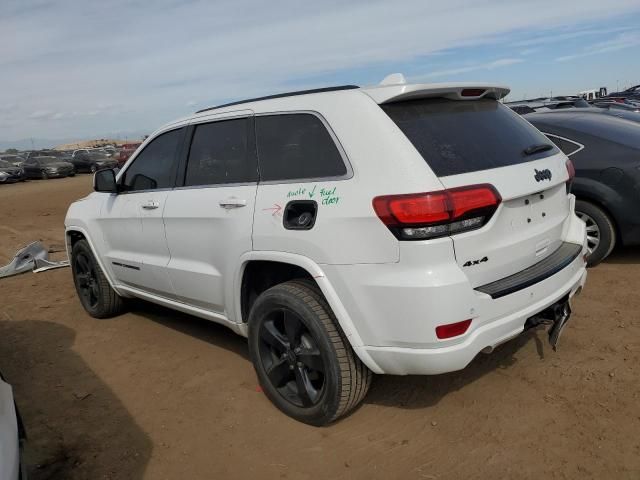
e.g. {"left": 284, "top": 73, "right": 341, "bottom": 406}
{"left": 382, "top": 98, "right": 558, "bottom": 177}
{"left": 256, "top": 114, "right": 347, "bottom": 181}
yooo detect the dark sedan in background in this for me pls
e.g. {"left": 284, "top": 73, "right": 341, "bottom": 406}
{"left": 524, "top": 109, "right": 640, "bottom": 266}
{"left": 0, "top": 160, "right": 26, "bottom": 183}
{"left": 70, "top": 151, "right": 118, "bottom": 173}
{"left": 22, "top": 156, "right": 75, "bottom": 179}
{"left": 0, "top": 155, "right": 26, "bottom": 167}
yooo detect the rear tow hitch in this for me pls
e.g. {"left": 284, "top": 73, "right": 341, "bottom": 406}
{"left": 524, "top": 295, "right": 572, "bottom": 351}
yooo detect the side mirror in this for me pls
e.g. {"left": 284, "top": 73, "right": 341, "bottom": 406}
{"left": 94, "top": 168, "right": 118, "bottom": 193}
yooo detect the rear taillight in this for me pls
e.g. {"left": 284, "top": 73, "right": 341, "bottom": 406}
{"left": 565, "top": 159, "right": 575, "bottom": 193}
{"left": 566, "top": 159, "right": 575, "bottom": 181}
{"left": 373, "top": 184, "right": 501, "bottom": 240}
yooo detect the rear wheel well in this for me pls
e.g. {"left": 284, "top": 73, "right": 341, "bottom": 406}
{"left": 241, "top": 261, "right": 315, "bottom": 323}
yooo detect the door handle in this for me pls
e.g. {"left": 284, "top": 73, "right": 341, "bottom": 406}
{"left": 141, "top": 200, "right": 160, "bottom": 210}
{"left": 219, "top": 198, "right": 247, "bottom": 209}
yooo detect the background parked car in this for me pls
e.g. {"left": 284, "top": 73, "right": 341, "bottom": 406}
{"left": 23, "top": 156, "right": 75, "bottom": 179}
{"left": 593, "top": 100, "right": 640, "bottom": 112}
{"left": 524, "top": 109, "right": 640, "bottom": 265}
{"left": 0, "top": 160, "right": 26, "bottom": 183}
{"left": 117, "top": 142, "right": 141, "bottom": 167}
{"left": 508, "top": 98, "right": 640, "bottom": 123}
{"left": 99, "top": 146, "right": 117, "bottom": 157}
{"left": 604, "top": 84, "right": 640, "bottom": 103}
{"left": 71, "top": 151, "right": 118, "bottom": 173}
{"left": 0, "top": 155, "right": 26, "bottom": 167}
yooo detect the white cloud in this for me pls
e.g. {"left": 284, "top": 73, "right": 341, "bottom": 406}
{"left": 513, "top": 26, "right": 633, "bottom": 47}
{"left": 556, "top": 31, "right": 640, "bottom": 61}
{"left": 415, "top": 58, "right": 524, "bottom": 80}
{"left": 28, "top": 110, "right": 53, "bottom": 120}
{"left": 1, "top": 0, "right": 640, "bottom": 140}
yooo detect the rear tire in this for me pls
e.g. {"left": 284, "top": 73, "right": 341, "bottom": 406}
{"left": 575, "top": 200, "right": 616, "bottom": 267}
{"left": 248, "top": 279, "right": 371, "bottom": 426}
{"left": 71, "top": 239, "right": 125, "bottom": 318}
{"left": 40, "top": 170, "right": 49, "bottom": 180}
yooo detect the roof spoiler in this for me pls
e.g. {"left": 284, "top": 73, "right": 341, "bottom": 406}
{"left": 362, "top": 81, "right": 510, "bottom": 104}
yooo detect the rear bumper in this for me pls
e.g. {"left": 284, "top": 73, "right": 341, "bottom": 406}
{"left": 322, "top": 208, "right": 587, "bottom": 375}
{"left": 361, "top": 255, "right": 586, "bottom": 375}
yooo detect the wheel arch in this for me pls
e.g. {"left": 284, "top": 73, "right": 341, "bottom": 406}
{"left": 65, "top": 226, "right": 123, "bottom": 294}
{"left": 235, "top": 251, "right": 383, "bottom": 374}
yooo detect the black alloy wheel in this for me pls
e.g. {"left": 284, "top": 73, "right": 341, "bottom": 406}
{"left": 257, "top": 308, "right": 326, "bottom": 407}
{"left": 71, "top": 239, "right": 125, "bottom": 318}
{"left": 248, "top": 280, "right": 372, "bottom": 425}
{"left": 73, "top": 250, "right": 101, "bottom": 311}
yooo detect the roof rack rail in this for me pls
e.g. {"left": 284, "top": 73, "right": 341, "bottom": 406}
{"left": 195, "top": 85, "right": 360, "bottom": 113}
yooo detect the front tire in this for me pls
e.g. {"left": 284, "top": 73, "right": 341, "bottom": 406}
{"left": 248, "top": 280, "right": 371, "bottom": 426}
{"left": 40, "top": 170, "right": 49, "bottom": 180}
{"left": 575, "top": 200, "right": 616, "bottom": 267}
{"left": 71, "top": 239, "right": 125, "bottom": 318}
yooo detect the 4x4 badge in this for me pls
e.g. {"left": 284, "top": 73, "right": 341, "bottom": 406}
{"left": 463, "top": 256, "right": 488, "bottom": 267}
{"left": 534, "top": 168, "right": 552, "bottom": 182}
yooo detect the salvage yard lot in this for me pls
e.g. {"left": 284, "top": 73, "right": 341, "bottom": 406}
{"left": 0, "top": 176, "right": 639, "bottom": 479}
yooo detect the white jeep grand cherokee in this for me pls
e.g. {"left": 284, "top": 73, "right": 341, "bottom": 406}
{"left": 65, "top": 79, "right": 588, "bottom": 425}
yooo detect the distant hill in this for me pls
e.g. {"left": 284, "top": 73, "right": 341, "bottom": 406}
{"left": 1, "top": 131, "right": 149, "bottom": 152}
{"left": 53, "top": 139, "right": 123, "bottom": 150}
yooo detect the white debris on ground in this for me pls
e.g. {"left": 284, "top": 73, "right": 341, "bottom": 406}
{"left": 0, "top": 241, "right": 69, "bottom": 278}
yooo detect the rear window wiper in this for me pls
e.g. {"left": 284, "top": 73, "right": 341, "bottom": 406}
{"left": 523, "top": 143, "right": 554, "bottom": 156}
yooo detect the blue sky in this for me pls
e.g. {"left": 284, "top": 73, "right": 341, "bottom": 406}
{"left": 1, "top": 0, "right": 640, "bottom": 145}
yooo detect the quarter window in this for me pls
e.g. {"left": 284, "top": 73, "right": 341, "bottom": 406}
{"left": 122, "top": 128, "right": 183, "bottom": 191}
{"left": 184, "top": 118, "right": 255, "bottom": 186}
{"left": 256, "top": 114, "right": 347, "bottom": 181}
{"left": 545, "top": 134, "right": 583, "bottom": 156}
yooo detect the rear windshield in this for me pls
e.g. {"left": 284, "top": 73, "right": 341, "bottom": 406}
{"left": 382, "top": 98, "right": 558, "bottom": 177}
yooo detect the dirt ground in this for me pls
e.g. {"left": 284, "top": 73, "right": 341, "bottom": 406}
{"left": 0, "top": 176, "right": 638, "bottom": 480}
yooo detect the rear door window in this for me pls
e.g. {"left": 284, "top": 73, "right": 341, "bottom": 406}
{"left": 255, "top": 113, "right": 347, "bottom": 181}
{"left": 382, "top": 98, "right": 558, "bottom": 177}
{"left": 184, "top": 118, "right": 256, "bottom": 186}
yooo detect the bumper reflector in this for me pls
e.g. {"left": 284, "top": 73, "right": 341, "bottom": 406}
{"left": 436, "top": 319, "right": 472, "bottom": 339}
